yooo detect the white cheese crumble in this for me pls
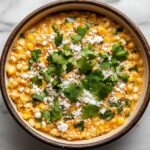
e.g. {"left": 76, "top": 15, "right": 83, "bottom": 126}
{"left": 18, "top": 87, "right": 24, "bottom": 92}
{"left": 72, "top": 108, "right": 82, "bottom": 118}
{"left": 58, "top": 97, "right": 71, "bottom": 109}
{"left": 83, "top": 35, "right": 103, "bottom": 45}
{"left": 29, "top": 119, "right": 35, "bottom": 127}
{"left": 66, "top": 17, "right": 75, "bottom": 23}
{"left": 41, "top": 121, "right": 46, "bottom": 128}
{"left": 100, "top": 108, "right": 106, "bottom": 114}
{"left": 102, "top": 70, "right": 113, "bottom": 79}
{"left": 61, "top": 78, "right": 78, "bottom": 88}
{"left": 62, "top": 39, "right": 70, "bottom": 45}
{"left": 79, "top": 89, "right": 102, "bottom": 106}
{"left": 70, "top": 43, "right": 81, "bottom": 52}
{"left": 49, "top": 34, "right": 55, "bottom": 41}
{"left": 32, "top": 84, "right": 43, "bottom": 94}
{"left": 57, "top": 121, "right": 68, "bottom": 132}
{"left": 34, "top": 111, "right": 41, "bottom": 119}
{"left": 119, "top": 83, "right": 126, "bottom": 89}
{"left": 42, "top": 41, "right": 47, "bottom": 46}
{"left": 25, "top": 50, "right": 31, "bottom": 56}
{"left": 20, "top": 73, "right": 29, "bottom": 79}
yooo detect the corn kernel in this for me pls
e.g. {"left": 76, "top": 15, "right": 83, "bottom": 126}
{"left": 22, "top": 112, "right": 31, "bottom": 120}
{"left": 133, "top": 94, "right": 139, "bottom": 100}
{"left": 117, "top": 117, "right": 125, "bottom": 125}
{"left": 27, "top": 43, "right": 34, "bottom": 50}
{"left": 26, "top": 34, "right": 35, "bottom": 42}
{"left": 29, "top": 119, "right": 35, "bottom": 127}
{"left": 18, "top": 38, "right": 26, "bottom": 46}
{"left": 104, "top": 37, "right": 110, "bottom": 42}
{"left": 97, "top": 26, "right": 106, "bottom": 35}
{"left": 38, "top": 103, "right": 46, "bottom": 110}
{"left": 136, "top": 78, "right": 142, "bottom": 84}
{"left": 15, "top": 46, "right": 24, "bottom": 53}
{"left": 6, "top": 65, "right": 16, "bottom": 76}
{"left": 50, "top": 128, "right": 59, "bottom": 136}
{"left": 127, "top": 84, "right": 133, "bottom": 92}
{"left": 16, "top": 64, "right": 23, "bottom": 71}
{"left": 35, "top": 122, "right": 41, "bottom": 129}
{"left": 132, "top": 53, "right": 140, "bottom": 61}
{"left": 20, "top": 96, "right": 27, "bottom": 104}
{"left": 9, "top": 55, "right": 17, "bottom": 63}
{"left": 128, "top": 42, "right": 135, "bottom": 49}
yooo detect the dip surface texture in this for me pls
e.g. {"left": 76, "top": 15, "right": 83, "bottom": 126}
{"left": 6, "top": 11, "right": 144, "bottom": 140}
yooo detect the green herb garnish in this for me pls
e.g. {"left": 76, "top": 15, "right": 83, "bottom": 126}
{"left": 28, "top": 49, "right": 41, "bottom": 69}
{"left": 63, "top": 83, "right": 83, "bottom": 103}
{"left": 31, "top": 75, "right": 42, "bottom": 86}
{"left": 74, "top": 121, "right": 84, "bottom": 131}
{"left": 82, "top": 104, "right": 99, "bottom": 119}
{"left": 76, "top": 58, "right": 92, "bottom": 74}
{"left": 52, "top": 25, "right": 63, "bottom": 46}
{"left": 71, "top": 34, "right": 82, "bottom": 44}
{"left": 100, "top": 109, "right": 114, "bottom": 120}
{"left": 112, "top": 42, "right": 127, "bottom": 61}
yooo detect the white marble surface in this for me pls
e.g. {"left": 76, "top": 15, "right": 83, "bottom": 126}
{"left": 0, "top": 0, "right": 150, "bottom": 150}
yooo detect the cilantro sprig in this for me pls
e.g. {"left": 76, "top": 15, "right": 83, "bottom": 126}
{"left": 28, "top": 49, "right": 41, "bottom": 69}
{"left": 63, "top": 83, "right": 83, "bottom": 103}
{"left": 52, "top": 25, "right": 63, "bottom": 46}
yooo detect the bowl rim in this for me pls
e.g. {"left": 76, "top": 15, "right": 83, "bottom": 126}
{"left": 0, "top": 0, "right": 150, "bottom": 149}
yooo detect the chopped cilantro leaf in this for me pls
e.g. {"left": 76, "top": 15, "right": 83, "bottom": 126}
{"left": 76, "top": 24, "right": 89, "bottom": 37}
{"left": 129, "top": 65, "right": 138, "bottom": 72}
{"left": 52, "top": 25, "right": 63, "bottom": 46}
{"left": 71, "top": 24, "right": 89, "bottom": 44}
{"left": 63, "top": 83, "right": 83, "bottom": 103}
{"left": 82, "top": 104, "right": 99, "bottom": 119}
{"left": 32, "top": 94, "right": 44, "bottom": 101}
{"left": 42, "top": 99, "right": 62, "bottom": 124}
{"left": 125, "top": 99, "right": 131, "bottom": 107}
{"left": 76, "top": 58, "right": 92, "bottom": 74}
{"left": 32, "top": 89, "right": 47, "bottom": 103}
{"left": 119, "top": 73, "right": 129, "bottom": 83}
{"left": 52, "top": 78, "right": 62, "bottom": 90}
{"left": 82, "top": 70, "right": 115, "bottom": 101}
{"left": 71, "top": 34, "right": 82, "bottom": 44}
{"left": 100, "top": 109, "right": 114, "bottom": 120}
{"left": 66, "top": 63, "right": 74, "bottom": 73}
{"left": 43, "top": 64, "right": 56, "bottom": 82}
{"left": 81, "top": 45, "right": 96, "bottom": 59}
{"left": 46, "top": 55, "right": 52, "bottom": 63}
{"left": 28, "top": 49, "right": 41, "bottom": 69}
{"left": 54, "top": 33, "right": 63, "bottom": 46}
{"left": 112, "top": 42, "right": 127, "bottom": 61}
{"left": 117, "top": 106, "right": 124, "bottom": 114}
{"left": 109, "top": 100, "right": 122, "bottom": 107}
{"left": 74, "top": 121, "right": 84, "bottom": 131}
{"left": 52, "top": 24, "right": 59, "bottom": 33}
{"left": 50, "top": 98, "right": 62, "bottom": 123}
{"left": 51, "top": 51, "right": 68, "bottom": 65}
{"left": 31, "top": 76, "right": 42, "bottom": 86}
{"left": 63, "top": 44, "right": 72, "bottom": 56}
{"left": 42, "top": 110, "right": 51, "bottom": 124}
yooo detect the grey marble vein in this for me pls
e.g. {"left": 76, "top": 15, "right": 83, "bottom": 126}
{"left": 0, "top": 0, "right": 150, "bottom": 150}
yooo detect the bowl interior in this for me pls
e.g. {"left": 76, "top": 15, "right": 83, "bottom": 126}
{"left": 3, "top": 1, "right": 150, "bottom": 148}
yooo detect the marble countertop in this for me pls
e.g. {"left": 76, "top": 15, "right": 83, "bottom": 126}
{"left": 0, "top": 0, "right": 150, "bottom": 150}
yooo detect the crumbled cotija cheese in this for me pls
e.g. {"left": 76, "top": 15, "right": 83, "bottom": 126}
{"left": 57, "top": 121, "right": 68, "bottom": 132}
{"left": 34, "top": 111, "right": 42, "bottom": 119}
{"left": 80, "top": 90, "right": 102, "bottom": 106}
